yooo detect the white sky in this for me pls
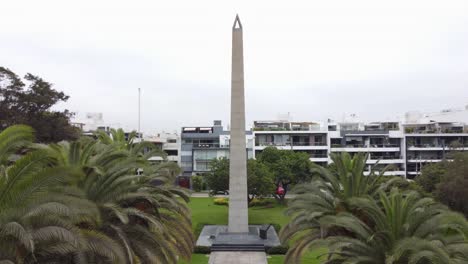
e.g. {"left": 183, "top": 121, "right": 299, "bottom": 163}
{"left": 1, "top": 0, "right": 468, "bottom": 134}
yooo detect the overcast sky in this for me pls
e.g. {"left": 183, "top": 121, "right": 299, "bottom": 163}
{"left": 1, "top": 0, "right": 468, "bottom": 134}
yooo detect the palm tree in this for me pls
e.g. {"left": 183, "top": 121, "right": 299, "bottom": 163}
{"left": 0, "top": 125, "right": 34, "bottom": 166}
{"left": 96, "top": 128, "right": 166, "bottom": 161}
{"left": 280, "top": 152, "right": 398, "bottom": 263}
{"left": 43, "top": 137, "right": 194, "bottom": 263}
{"left": 322, "top": 189, "right": 468, "bottom": 263}
{"left": 0, "top": 126, "right": 93, "bottom": 263}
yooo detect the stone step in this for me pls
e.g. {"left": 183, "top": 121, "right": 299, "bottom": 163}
{"left": 211, "top": 244, "right": 265, "bottom": 252}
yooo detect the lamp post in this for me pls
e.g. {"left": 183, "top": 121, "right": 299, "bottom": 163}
{"left": 138, "top": 88, "right": 141, "bottom": 138}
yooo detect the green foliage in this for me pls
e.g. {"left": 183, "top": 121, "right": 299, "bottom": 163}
{"left": 205, "top": 158, "right": 275, "bottom": 202}
{"left": 415, "top": 161, "right": 448, "bottom": 193}
{"left": 283, "top": 153, "right": 415, "bottom": 263}
{"left": 257, "top": 147, "right": 313, "bottom": 200}
{"left": 193, "top": 246, "right": 211, "bottom": 254}
{"left": 205, "top": 157, "right": 229, "bottom": 194}
{"left": 192, "top": 175, "right": 204, "bottom": 192}
{"left": 282, "top": 152, "right": 468, "bottom": 264}
{"left": 0, "top": 125, "right": 194, "bottom": 264}
{"left": 323, "top": 189, "right": 468, "bottom": 263}
{"left": 248, "top": 198, "right": 274, "bottom": 207}
{"left": 0, "top": 67, "right": 80, "bottom": 142}
{"left": 213, "top": 197, "right": 228, "bottom": 206}
{"left": 266, "top": 245, "right": 289, "bottom": 254}
{"left": 436, "top": 152, "right": 468, "bottom": 217}
{"left": 246, "top": 159, "right": 275, "bottom": 202}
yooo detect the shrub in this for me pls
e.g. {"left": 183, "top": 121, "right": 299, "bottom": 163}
{"left": 249, "top": 198, "right": 274, "bottom": 207}
{"left": 194, "top": 246, "right": 211, "bottom": 254}
{"left": 213, "top": 197, "right": 229, "bottom": 206}
{"left": 266, "top": 245, "right": 289, "bottom": 254}
{"left": 192, "top": 175, "right": 203, "bottom": 192}
{"left": 270, "top": 223, "right": 281, "bottom": 232}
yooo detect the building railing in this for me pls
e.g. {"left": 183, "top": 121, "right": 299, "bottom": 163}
{"left": 408, "top": 143, "right": 468, "bottom": 148}
{"left": 253, "top": 127, "right": 322, "bottom": 131}
{"left": 368, "top": 144, "right": 400, "bottom": 148}
{"left": 408, "top": 144, "right": 440, "bottom": 148}
{"left": 369, "top": 156, "right": 403, "bottom": 160}
{"left": 256, "top": 142, "right": 327, "bottom": 147}
{"left": 310, "top": 154, "right": 328, "bottom": 158}
{"left": 331, "top": 144, "right": 399, "bottom": 148}
{"left": 404, "top": 128, "right": 467, "bottom": 134}
{"left": 192, "top": 143, "right": 229, "bottom": 148}
{"left": 253, "top": 127, "right": 288, "bottom": 131}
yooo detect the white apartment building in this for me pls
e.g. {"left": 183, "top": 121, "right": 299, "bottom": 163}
{"left": 144, "top": 132, "right": 180, "bottom": 163}
{"left": 252, "top": 105, "right": 468, "bottom": 179}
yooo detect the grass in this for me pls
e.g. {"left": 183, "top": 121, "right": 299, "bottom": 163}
{"left": 178, "top": 254, "right": 209, "bottom": 264}
{"left": 189, "top": 198, "right": 290, "bottom": 236}
{"left": 267, "top": 248, "right": 327, "bottom": 264}
{"left": 180, "top": 197, "right": 325, "bottom": 264}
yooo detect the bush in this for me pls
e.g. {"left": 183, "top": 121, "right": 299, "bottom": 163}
{"left": 192, "top": 175, "right": 203, "bottom": 192}
{"left": 202, "top": 181, "right": 207, "bottom": 190}
{"left": 213, "top": 197, "right": 229, "bottom": 206}
{"left": 249, "top": 198, "right": 274, "bottom": 207}
{"left": 266, "top": 245, "right": 289, "bottom": 254}
{"left": 270, "top": 223, "right": 281, "bottom": 232}
{"left": 194, "top": 246, "right": 211, "bottom": 254}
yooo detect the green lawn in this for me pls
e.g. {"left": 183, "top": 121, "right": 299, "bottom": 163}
{"left": 181, "top": 197, "right": 325, "bottom": 264}
{"left": 190, "top": 198, "right": 290, "bottom": 236}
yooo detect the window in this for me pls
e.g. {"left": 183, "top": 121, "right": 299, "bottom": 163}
{"left": 167, "top": 139, "right": 177, "bottom": 143}
{"left": 165, "top": 149, "right": 178, "bottom": 156}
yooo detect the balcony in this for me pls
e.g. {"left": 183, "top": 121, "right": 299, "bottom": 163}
{"left": 367, "top": 156, "right": 404, "bottom": 164}
{"left": 255, "top": 142, "right": 327, "bottom": 147}
{"left": 404, "top": 127, "right": 468, "bottom": 134}
{"left": 369, "top": 144, "right": 399, "bottom": 148}
{"left": 192, "top": 143, "right": 229, "bottom": 149}
{"left": 331, "top": 143, "right": 400, "bottom": 152}
{"left": 253, "top": 127, "right": 288, "bottom": 131}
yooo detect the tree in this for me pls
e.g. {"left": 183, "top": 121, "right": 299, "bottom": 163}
{"left": 0, "top": 126, "right": 93, "bottom": 263}
{"left": 246, "top": 159, "right": 275, "bottom": 202}
{"left": 0, "top": 67, "right": 80, "bottom": 142}
{"left": 436, "top": 152, "right": 468, "bottom": 217}
{"left": 205, "top": 157, "right": 229, "bottom": 194}
{"left": 43, "top": 137, "right": 194, "bottom": 263}
{"left": 256, "top": 147, "right": 312, "bottom": 201}
{"left": 205, "top": 158, "right": 275, "bottom": 203}
{"left": 192, "top": 175, "right": 203, "bottom": 192}
{"left": 281, "top": 152, "right": 398, "bottom": 263}
{"left": 415, "top": 161, "right": 448, "bottom": 193}
{"left": 0, "top": 125, "right": 195, "bottom": 263}
{"left": 321, "top": 189, "right": 468, "bottom": 263}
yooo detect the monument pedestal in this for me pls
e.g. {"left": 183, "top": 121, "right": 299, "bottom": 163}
{"left": 196, "top": 225, "right": 281, "bottom": 252}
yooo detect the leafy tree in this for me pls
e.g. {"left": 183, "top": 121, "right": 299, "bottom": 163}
{"left": 205, "top": 157, "right": 229, "bottom": 194}
{"left": 0, "top": 67, "right": 80, "bottom": 142}
{"left": 415, "top": 161, "right": 448, "bottom": 193}
{"left": 436, "top": 152, "right": 468, "bottom": 217}
{"left": 246, "top": 159, "right": 275, "bottom": 202}
{"left": 281, "top": 152, "right": 398, "bottom": 263}
{"left": 256, "top": 147, "right": 312, "bottom": 201}
{"left": 192, "top": 175, "right": 204, "bottom": 192}
{"left": 205, "top": 158, "right": 275, "bottom": 203}
{"left": 321, "top": 189, "right": 468, "bottom": 263}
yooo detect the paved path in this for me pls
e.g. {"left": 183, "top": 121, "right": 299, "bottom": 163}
{"left": 209, "top": 252, "right": 267, "bottom": 264}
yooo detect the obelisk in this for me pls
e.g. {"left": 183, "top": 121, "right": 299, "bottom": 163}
{"left": 228, "top": 14, "right": 249, "bottom": 233}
